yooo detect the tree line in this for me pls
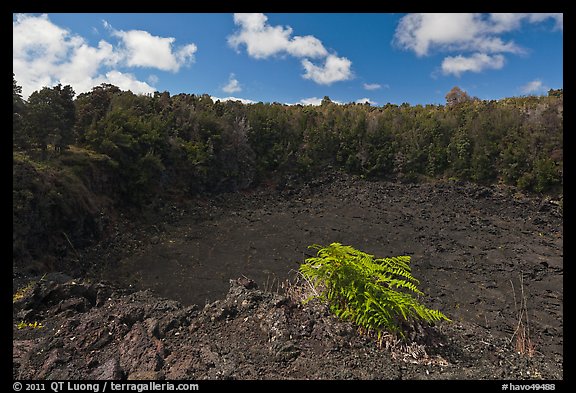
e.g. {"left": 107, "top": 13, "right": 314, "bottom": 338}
{"left": 13, "top": 74, "right": 563, "bottom": 205}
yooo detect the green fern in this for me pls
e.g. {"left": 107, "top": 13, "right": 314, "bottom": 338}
{"left": 299, "top": 243, "right": 450, "bottom": 340}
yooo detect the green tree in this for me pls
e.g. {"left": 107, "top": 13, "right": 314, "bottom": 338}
{"left": 447, "top": 128, "right": 473, "bottom": 179}
{"left": 12, "top": 74, "right": 25, "bottom": 112}
{"left": 54, "top": 84, "right": 76, "bottom": 151}
{"left": 547, "top": 88, "right": 562, "bottom": 98}
{"left": 533, "top": 157, "right": 561, "bottom": 193}
{"left": 321, "top": 96, "right": 333, "bottom": 106}
{"left": 75, "top": 83, "right": 121, "bottom": 144}
{"left": 13, "top": 74, "right": 28, "bottom": 149}
{"left": 25, "top": 84, "right": 76, "bottom": 155}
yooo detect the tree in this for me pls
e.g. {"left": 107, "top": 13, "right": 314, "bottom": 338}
{"left": 25, "top": 84, "right": 76, "bottom": 155}
{"left": 75, "top": 83, "right": 121, "bottom": 144}
{"left": 445, "top": 86, "right": 471, "bottom": 107}
{"left": 547, "top": 88, "right": 562, "bottom": 98}
{"left": 13, "top": 74, "right": 28, "bottom": 148}
{"left": 54, "top": 84, "right": 76, "bottom": 151}
{"left": 321, "top": 96, "right": 333, "bottom": 106}
{"left": 13, "top": 74, "right": 24, "bottom": 110}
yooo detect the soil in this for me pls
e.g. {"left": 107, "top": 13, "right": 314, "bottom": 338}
{"left": 12, "top": 173, "right": 563, "bottom": 380}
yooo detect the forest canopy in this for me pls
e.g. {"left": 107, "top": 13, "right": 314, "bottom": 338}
{"left": 13, "top": 75, "right": 563, "bottom": 204}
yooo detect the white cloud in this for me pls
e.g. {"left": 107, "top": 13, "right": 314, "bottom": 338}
{"left": 57, "top": 40, "right": 120, "bottom": 85}
{"left": 301, "top": 54, "right": 353, "bottom": 85}
{"left": 527, "top": 13, "right": 563, "bottom": 30}
{"left": 229, "top": 13, "right": 350, "bottom": 86}
{"left": 297, "top": 97, "right": 323, "bottom": 106}
{"left": 148, "top": 74, "right": 159, "bottom": 85}
{"left": 210, "top": 95, "right": 256, "bottom": 105}
{"left": 111, "top": 27, "right": 196, "bottom": 72}
{"left": 355, "top": 98, "right": 377, "bottom": 105}
{"left": 394, "top": 13, "right": 481, "bottom": 57}
{"left": 294, "top": 97, "right": 343, "bottom": 106}
{"left": 394, "top": 13, "right": 561, "bottom": 57}
{"left": 176, "top": 44, "right": 198, "bottom": 64}
{"left": 13, "top": 13, "right": 88, "bottom": 98}
{"left": 363, "top": 83, "right": 387, "bottom": 90}
{"left": 288, "top": 35, "right": 328, "bottom": 58}
{"left": 58, "top": 70, "right": 157, "bottom": 97}
{"left": 394, "top": 13, "right": 526, "bottom": 57}
{"left": 394, "top": 13, "right": 562, "bottom": 77}
{"left": 101, "top": 70, "right": 156, "bottom": 93}
{"left": 222, "top": 73, "right": 242, "bottom": 93}
{"left": 363, "top": 83, "right": 380, "bottom": 90}
{"left": 13, "top": 14, "right": 75, "bottom": 64}
{"left": 441, "top": 53, "right": 505, "bottom": 76}
{"left": 489, "top": 13, "right": 563, "bottom": 32}
{"left": 520, "top": 79, "right": 548, "bottom": 94}
{"left": 486, "top": 13, "right": 525, "bottom": 32}
{"left": 13, "top": 14, "right": 196, "bottom": 99}
{"left": 228, "top": 13, "right": 327, "bottom": 59}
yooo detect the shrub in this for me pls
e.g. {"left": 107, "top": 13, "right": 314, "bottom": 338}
{"left": 533, "top": 157, "right": 561, "bottom": 193}
{"left": 299, "top": 243, "right": 450, "bottom": 340}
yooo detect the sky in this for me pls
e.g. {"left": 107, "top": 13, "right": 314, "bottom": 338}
{"left": 13, "top": 13, "right": 563, "bottom": 106}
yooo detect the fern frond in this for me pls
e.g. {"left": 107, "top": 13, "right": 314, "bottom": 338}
{"left": 298, "top": 243, "right": 450, "bottom": 341}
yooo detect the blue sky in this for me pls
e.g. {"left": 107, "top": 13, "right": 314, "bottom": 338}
{"left": 13, "top": 13, "right": 563, "bottom": 105}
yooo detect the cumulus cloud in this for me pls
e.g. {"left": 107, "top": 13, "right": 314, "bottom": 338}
{"left": 441, "top": 53, "right": 505, "bottom": 77}
{"left": 55, "top": 70, "right": 157, "bottom": 99}
{"left": 288, "top": 35, "right": 329, "bottom": 58}
{"left": 393, "top": 13, "right": 560, "bottom": 57}
{"left": 394, "top": 13, "right": 562, "bottom": 76}
{"left": 520, "top": 79, "right": 548, "bottom": 94}
{"left": 229, "top": 13, "right": 350, "bottom": 85}
{"left": 394, "top": 13, "right": 486, "bottom": 57}
{"left": 13, "top": 14, "right": 196, "bottom": 99}
{"left": 222, "top": 73, "right": 242, "bottom": 93}
{"left": 13, "top": 14, "right": 76, "bottom": 64}
{"left": 228, "top": 14, "right": 291, "bottom": 59}
{"left": 55, "top": 40, "right": 120, "bottom": 87}
{"left": 109, "top": 24, "right": 196, "bottom": 72}
{"left": 228, "top": 13, "right": 328, "bottom": 59}
{"left": 14, "top": 14, "right": 97, "bottom": 97}
{"left": 101, "top": 70, "right": 157, "bottom": 92}
{"left": 301, "top": 54, "right": 353, "bottom": 85}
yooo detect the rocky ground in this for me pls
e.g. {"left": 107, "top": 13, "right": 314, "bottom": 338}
{"left": 12, "top": 173, "right": 563, "bottom": 380}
